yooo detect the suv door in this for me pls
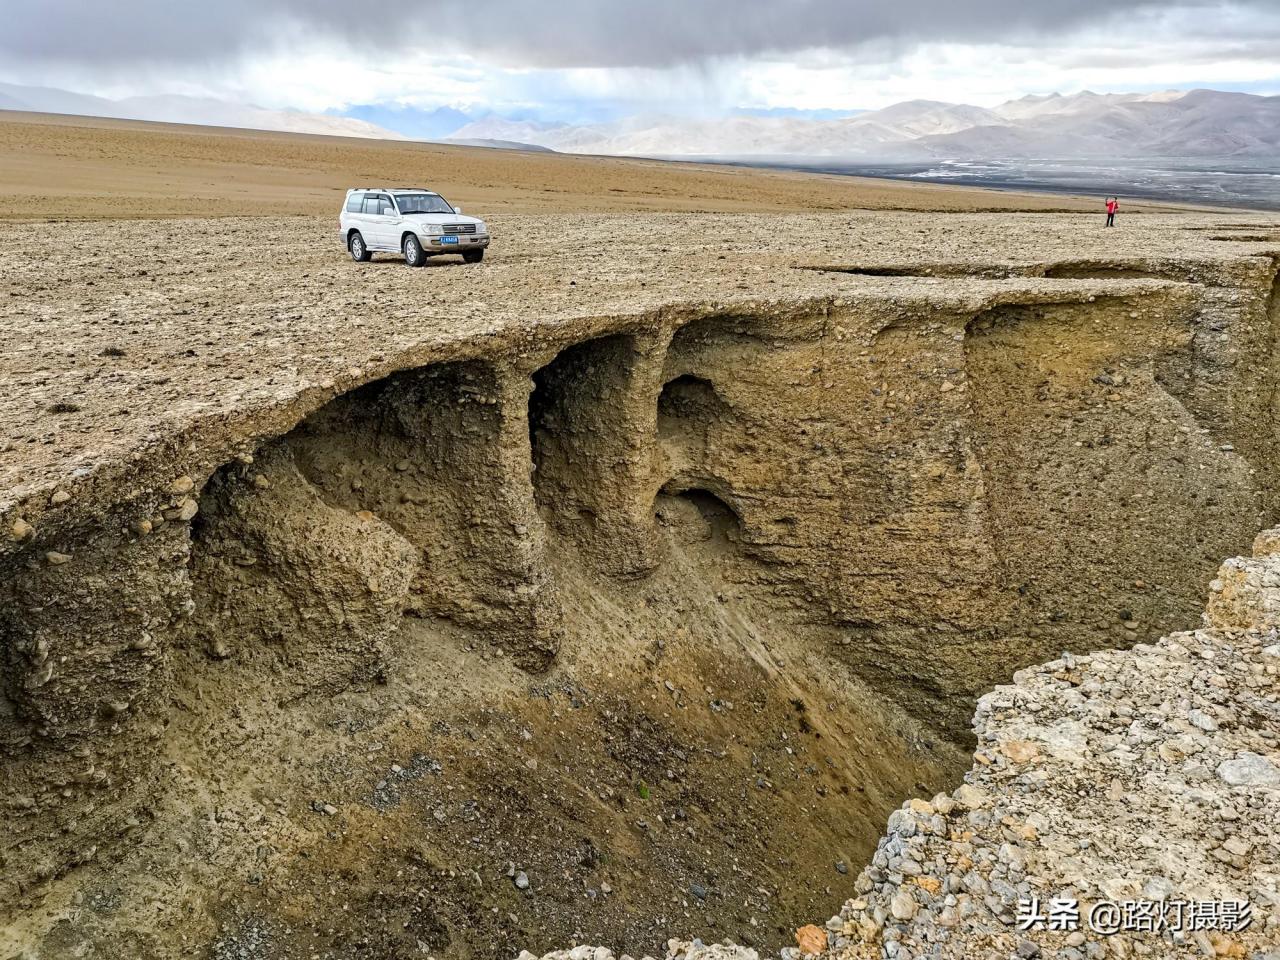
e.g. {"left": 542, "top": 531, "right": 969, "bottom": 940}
{"left": 361, "top": 193, "right": 398, "bottom": 250}
{"left": 344, "top": 191, "right": 365, "bottom": 242}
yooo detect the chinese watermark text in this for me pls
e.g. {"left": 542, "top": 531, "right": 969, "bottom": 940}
{"left": 1016, "top": 898, "right": 1251, "bottom": 934}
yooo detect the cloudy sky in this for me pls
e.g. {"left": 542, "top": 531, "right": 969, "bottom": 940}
{"left": 1, "top": 0, "right": 1278, "bottom": 123}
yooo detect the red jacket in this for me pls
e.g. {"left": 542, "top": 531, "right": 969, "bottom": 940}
{"left": 1106, "top": 200, "right": 1119, "bottom": 214}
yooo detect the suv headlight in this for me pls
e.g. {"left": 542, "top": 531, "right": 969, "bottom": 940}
{"left": 423, "top": 225, "right": 443, "bottom": 236}
{"left": 476, "top": 221, "right": 488, "bottom": 235}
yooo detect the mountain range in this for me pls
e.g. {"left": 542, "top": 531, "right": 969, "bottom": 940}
{"left": 2, "top": 80, "right": 1277, "bottom": 163}
{"left": 447, "top": 89, "right": 1280, "bottom": 160}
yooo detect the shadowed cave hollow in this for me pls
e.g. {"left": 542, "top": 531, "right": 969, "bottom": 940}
{"left": 4, "top": 273, "right": 1280, "bottom": 959}
{"left": 658, "top": 486, "right": 743, "bottom": 547}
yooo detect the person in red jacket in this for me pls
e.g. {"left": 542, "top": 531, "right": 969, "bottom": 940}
{"left": 1105, "top": 196, "right": 1119, "bottom": 227}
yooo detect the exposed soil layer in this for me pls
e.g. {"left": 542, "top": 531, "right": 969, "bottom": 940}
{"left": 2, "top": 211, "right": 1279, "bottom": 957}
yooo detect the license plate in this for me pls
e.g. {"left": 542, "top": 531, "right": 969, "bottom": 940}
{"left": 440, "top": 236, "right": 459, "bottom": 245}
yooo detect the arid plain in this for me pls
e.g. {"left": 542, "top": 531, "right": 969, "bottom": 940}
{"left": 0, "top": 110, "right": 1184, "bottom": 220}
{"left": 2, "top": 111, "right": 1279, "bottom": 960}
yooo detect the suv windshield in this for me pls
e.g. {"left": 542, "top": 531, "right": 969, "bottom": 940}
{"left": 395, "top": 193, "right": 454, "bottom": 215}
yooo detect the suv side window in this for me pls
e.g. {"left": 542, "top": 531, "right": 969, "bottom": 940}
{"left": 363, "top": 194, "right": 392, "bottom": 215}
{"left": 346, "top": 192, "right": 365, "bottom": 213}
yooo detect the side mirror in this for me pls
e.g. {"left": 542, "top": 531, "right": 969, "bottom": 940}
{"left": 453, "top": 206, "right": 463, "bottom": 215}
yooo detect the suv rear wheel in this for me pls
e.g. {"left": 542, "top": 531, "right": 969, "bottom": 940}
{"left": 463, "top": 249, "right": 484, "bottom": 264}
{"left": 403, "top": 234, "right": 426, "bottom": 268}
{"left": 349, "top": 232, "right": 371, "bottom": 262}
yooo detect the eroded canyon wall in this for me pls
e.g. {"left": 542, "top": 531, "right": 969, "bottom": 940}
{"left": 2, "top": 257, "right": 1278, "bottom": 911}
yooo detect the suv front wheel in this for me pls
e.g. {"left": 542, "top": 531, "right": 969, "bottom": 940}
{"left": 403, "top": 234, "right": 426, "bottom": 268}
{"left": 463, "top": 249, "right": 484, "bottom": 264}
{"left": 349, "top": 232, "right": 371, "bottom": 262}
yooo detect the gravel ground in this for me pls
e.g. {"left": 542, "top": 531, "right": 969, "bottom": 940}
{"left": 3, "top": 210, "right": 1278, "bottom": 531}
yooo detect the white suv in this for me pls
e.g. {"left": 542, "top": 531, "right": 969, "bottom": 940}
{"left": 340, "top": 188, "right": 490, "bottom": 266}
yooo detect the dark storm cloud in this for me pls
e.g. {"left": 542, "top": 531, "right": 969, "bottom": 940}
{"left": 1, "top": 0, "right": 1272, "bottom": 70}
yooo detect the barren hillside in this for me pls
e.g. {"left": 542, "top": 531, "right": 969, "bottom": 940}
{"left": 0, "top": 111, "right": 1157, "bottom": 221}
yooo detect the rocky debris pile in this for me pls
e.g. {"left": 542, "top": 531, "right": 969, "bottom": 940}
{"left": 524, "top": 532, "right": 1280, "bottom": 960}
{"left": 819, "top": 534, "right": 1280, "bottom": 959}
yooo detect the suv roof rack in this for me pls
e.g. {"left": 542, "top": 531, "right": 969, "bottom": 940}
{"left": 348, "top": 187, "right": 439, "bottom": 193}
